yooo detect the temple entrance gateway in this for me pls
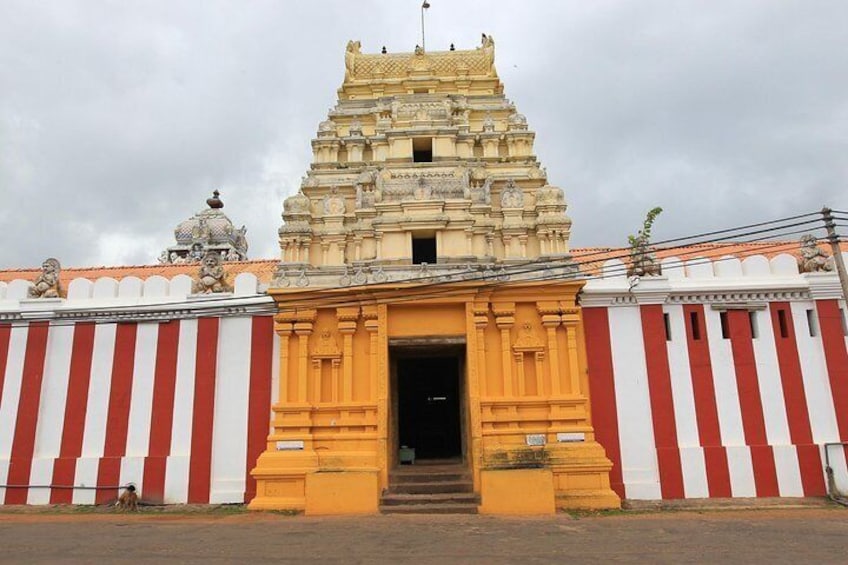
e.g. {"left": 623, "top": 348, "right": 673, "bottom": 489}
{"left": 395, "top": 354, "right": 464, "bottom": 462}
{"left": 249, "top": 37, "right": 621, "bottom": 515}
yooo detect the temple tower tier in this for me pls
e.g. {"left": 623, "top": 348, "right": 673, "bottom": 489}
{"left": 250, "top": 36, "right": 619, "bottom": 514}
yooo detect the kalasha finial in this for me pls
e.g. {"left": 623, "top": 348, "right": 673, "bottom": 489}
{"left": 206, "top": 190, "right": 224, "bottom": 209}
{"left": 450, "top": 43, "right": 455, "bottom": 51}
{"left": 381, "top": 46, "right": 387, "bottom": 54}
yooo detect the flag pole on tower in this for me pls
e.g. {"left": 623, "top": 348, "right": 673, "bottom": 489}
{"left": 421, "top": 1, "right": 431, "bottom": 52}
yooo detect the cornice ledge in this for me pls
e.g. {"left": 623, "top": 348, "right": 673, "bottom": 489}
{"left": 0, "top": 294, "right": 276, "bottom": 325}
{"left": 803, "top": 272, "right": 845, "bottom": 301}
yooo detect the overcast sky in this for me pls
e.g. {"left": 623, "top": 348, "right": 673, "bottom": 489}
{"left": 1, "top": 0, "right": 846, "bottom": 269}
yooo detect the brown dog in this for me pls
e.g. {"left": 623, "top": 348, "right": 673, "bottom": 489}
{"left": 116, "top": 484, "right": 138, "bottom": 511}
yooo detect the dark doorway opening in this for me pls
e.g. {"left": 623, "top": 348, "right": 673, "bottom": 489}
{"left": 412, "top": 236, "right": 437, "bottom": 264}
{"left": 412, "top": 137, "right": 433, "bottom": 162}
{"left": 397, "top": 356, "right": 462, "bottom": 460}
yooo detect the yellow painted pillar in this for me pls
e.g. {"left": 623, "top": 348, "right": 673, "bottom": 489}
{"left": 493, "top": 302, "right": 515, "bottom": 397}
{"left": 467, "top": 300, "right": 488, "bottom": 489}
{"left": 294, "top": 310, "right": 316, "bottom": 404}
{"left": 363, "top": 306, "right": 379, "bottom": 402}
{"left": 537, "top": 301, "right": 562, "bottom": 398}
{"left": 273, "top": 315, "right": 293, "bottom": 403}
{"left": 562, "top": 307, "right": 582, "bottom": 396}
{"left": 337, "top": 307, "right": 360, "bottom": 402}
{"left": 375, "top": 304, "right": 389, "bottom": 488}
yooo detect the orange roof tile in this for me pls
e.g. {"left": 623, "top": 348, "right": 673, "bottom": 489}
{"left": 0, "top": 259, "right": 278, "bottom": 286}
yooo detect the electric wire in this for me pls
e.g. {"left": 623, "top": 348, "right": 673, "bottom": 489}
{"left": 45, "top": 221, "right": 834, "bottom": 312}
{"left": 14, "top": 235, "right": 830, "bottom": 325}
{"left": 285, "top": 241, "right": 823, "bottom": 312}
{"left": 1, "top": 211, "right": 835, "bottom": 320}
{"left": 271, "top": 222, "right": 829, "bottom": 306}
{"left": 263, "top": 237, "right": 829, "bottom": 312}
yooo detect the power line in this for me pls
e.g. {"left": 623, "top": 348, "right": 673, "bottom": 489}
{"left": 265, "top": 237, "right": 824, "bottom": 312}
{"left": 267, "top": 240, "right": 822, "bottom": 312}
{"left": 19, "top": 236, "right": 828, "bottom": 324}
{"left": 2, "top": 211, "right": 831, "bottom": 317}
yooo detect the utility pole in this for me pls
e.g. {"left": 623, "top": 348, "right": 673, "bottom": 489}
{"left": 822, "top": 206, "right": 848, "bottom": 303}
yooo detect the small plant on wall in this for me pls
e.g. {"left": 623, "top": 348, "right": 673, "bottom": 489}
{"left": 627, "top": 207, "right": 663, "bottom": 277}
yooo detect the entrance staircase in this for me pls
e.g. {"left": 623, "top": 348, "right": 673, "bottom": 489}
{"left": 380, "top": 459, "right": 479, "bottom": 514}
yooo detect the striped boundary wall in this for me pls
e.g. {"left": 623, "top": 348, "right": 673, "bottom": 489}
{"left": 584, "top": 252, "right": 848, "bottom": 500}
{"left": 0, "top": 315, "right": 279, "bottom": 505}
{"left": 0, "top": 269, "right": 280, "bottom": 505}
{"left": 0, "top": 252, "right": 847, "bottom": 505}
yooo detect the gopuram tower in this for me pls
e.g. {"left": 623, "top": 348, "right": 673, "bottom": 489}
{"left": 249, "top": 36, "right": 620, "bottom": 514}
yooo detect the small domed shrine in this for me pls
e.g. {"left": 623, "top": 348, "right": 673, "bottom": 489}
{"left": 159, "top": 190, "right": 249, "bottom": 263}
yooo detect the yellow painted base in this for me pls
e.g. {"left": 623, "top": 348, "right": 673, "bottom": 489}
{"left": 548, "top": 442, "right": 621, "bottom": 510}
{"left": 305, "top": 471, "right": 379, "bottom": 515}
{"left": 479, "top": 469, "right": 556, "bottom": 515}
{"left": 248, "top": 450, "right": 317, "bottom": 511}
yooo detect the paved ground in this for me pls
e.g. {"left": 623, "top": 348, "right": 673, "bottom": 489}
{"left": 0, "top": 505, "right": 846, "bottom": 564}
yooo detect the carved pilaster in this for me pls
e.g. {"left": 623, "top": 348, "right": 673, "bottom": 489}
{"left": 518, "top": 235, "right": 528, "bottom": 258}
{"left": 301, "top": 240, "right": 311, "bottom": 264}
{"left": 337, "top": 306, "right": 360, "bottom": 402}
{"left": 537, "top": 301, "right": 562, "bottom": 396}
{"left": 375, "top": 304, "right": 389, "bottom": 487}
{"left": 273, "top": 314, "right": 294, "bottom": 405}
{"left": 363, "top": 306, "right": 379, "bottom": 401}
{"left": 561, "top": 306, "right": 582, "bottom": 395}
{"left": 492, "top": 302, "right": 515, "bottom": 396}
{"left": 472, "top": 300, "right": 489, "bottom": 398}
{"left": 293, "top": 309, "right": 316, "bottom": 403}
{"left": 467, "top": 300, "right": 488, "bottom": 490}
{"left": 353, "top": 237, "right": 362, "bottom": 262}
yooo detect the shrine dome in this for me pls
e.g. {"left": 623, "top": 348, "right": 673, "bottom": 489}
{"left": 161, "top": 190, "right": 249, "bottom": 263}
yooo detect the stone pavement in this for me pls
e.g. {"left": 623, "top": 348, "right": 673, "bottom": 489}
{"left": 0, "top": 506, "right": 845, "bottom": 564}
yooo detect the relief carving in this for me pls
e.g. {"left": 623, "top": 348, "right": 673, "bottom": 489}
{"left": 322, "top": 186, "right": 346, "bottom": 216}
{"left": 192, "top": 251, "right": 232, "bottom": 294}
{"left": 500, "top": 179, "right": 524, "bottom": 209}
{"left": 311, "top": 328, "right": 341, "bottom": 359}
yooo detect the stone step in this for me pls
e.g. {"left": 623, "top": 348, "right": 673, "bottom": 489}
{"left": 389, "top": 471, "right": 469, "bottom": 484}
{"left": 381, "top": 492, "right": 480, "bottom": 506}
{"left": 388, "top": 480, "right": 474, "bottom": 495}
{"left": 379, "top": 502, "right": 478, "bottom": 515}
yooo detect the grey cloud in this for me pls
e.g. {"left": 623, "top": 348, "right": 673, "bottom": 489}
{"left": 0, "top": 0, "right": 845, "bottom": 269}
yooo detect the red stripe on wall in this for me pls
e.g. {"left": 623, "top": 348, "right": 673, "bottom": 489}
{"left": 142, "top": 320, "right": 181, "bottom": 504}
{"left": 816, "top": 300, "right": 848, "bottom": 468}
{"left": 726, "top": 309, "right": 779, "bottom": 497}
{"left": 94, "top": 323, "right": 138, "bottom": 504}
{"left": 244, "top": 316, "right": 274, "bottom": 503}
{"left": 187, "top": 317, "right": 219, "bottom": 504}
{"left": 5, "top": 322, "right": 50, "bottom": 504}
{"left": 583, "top": 307, "right": 625, "bottom": 499}
{"left": 640, "top": 305, "right": 684, "bottom": 499}
{"left": 816, "top": 300, "right": 848, "bottom": 441}
{"left": 0, "top": 324, "right": 12, "bottom": 409}
{"left": 768, "top": 303, "right": 825, "bottom": 496}
{"left": 50, "top": 323, "right": 96, "bottom": 504}
{"left": 683, "top": 305, "right": 732, "bottom": 498}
